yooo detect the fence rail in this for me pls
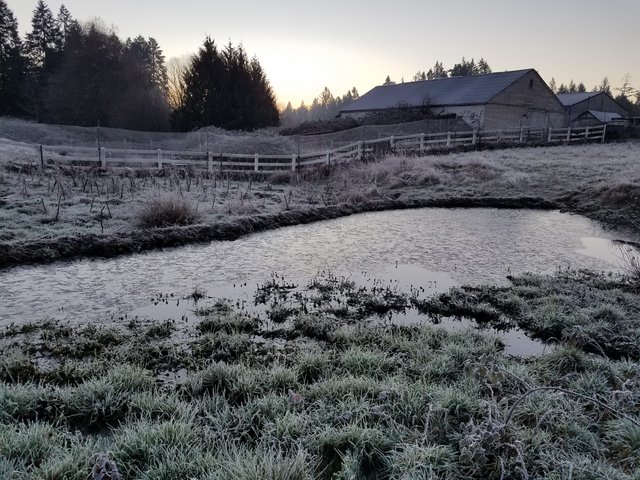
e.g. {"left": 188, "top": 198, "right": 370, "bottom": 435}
{"left": 0, "top": 125, "right": 606, "bottom": 173}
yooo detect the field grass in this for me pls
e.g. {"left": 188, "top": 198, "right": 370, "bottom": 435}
{"left": 1, "top": 271, "right": 639, "bottom": 479}
{"left": 1, "top": 141, "right": 639, "bottom": 266}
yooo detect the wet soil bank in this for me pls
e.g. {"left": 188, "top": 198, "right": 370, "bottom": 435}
{"left": 0, "top": 196, "right": 558, "bottom": 268}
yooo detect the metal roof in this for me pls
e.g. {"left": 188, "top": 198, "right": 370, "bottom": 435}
{"left": 340, "top": 69, "right": 534, "bottom": 113}
{"left": 581, "top": 110, "right": 622, "bottom": 123}
{"left": 556, "top": 92, "right": 602, "bottom": 106}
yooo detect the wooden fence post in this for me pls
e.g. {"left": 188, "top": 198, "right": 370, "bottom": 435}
{"left": 254, "top": 153, "right": 259, "bottom": 172}
{"left": 326, "top": 152, "right": 331, "bottom": 167}
{"left": 38, "top": 144, "right": 44, "bottom": 167}
{"left": 207, "top": 151, "right": 213, "bottom": 173}
{"left": 357, "top": 141, "right": 363, "bottom": 160}
{"left": 585, "top": 127, "right": 590, "bottom": 141}
{"left": 390, "top": 136, "right": 395, "bottom": 152}
{"left": 472, "top": 129, "right": 478, "bottom": 145}
{"left": 601, "top": 125, "right": 607, "bottom": 143}
{"left": 291, "top": 154, "right": 297, "bottom": 172}
{"left": 100, "top": 147, "right": 107, "bottom": 168}
{"left": 157, "top": 149, "right": 162, "bottom": 169}
{"left": 566, "top": 127, "right": 572, "bottom": 143}
{"left": 446, "top": 132, "right": 452, "bottom": 147}
{"left": 519, "top": 127, "right": 524, "bottom": 144}
{"left": 547, "top": 128, "right": 553, "bottom": 143}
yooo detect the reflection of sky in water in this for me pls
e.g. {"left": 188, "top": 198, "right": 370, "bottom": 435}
{"left": 0, "top": 208, "right": 636, "bottom": 328}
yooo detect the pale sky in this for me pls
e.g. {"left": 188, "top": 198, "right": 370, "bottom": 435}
{"left": 10, "top": 0, "right": 640, "bottom": 108}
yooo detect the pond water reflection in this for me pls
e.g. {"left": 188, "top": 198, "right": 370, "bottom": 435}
{"left": 0, "top": 208, "right": 635, "bottom": 357}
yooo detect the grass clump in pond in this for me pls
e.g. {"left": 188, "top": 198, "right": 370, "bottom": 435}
{"left": 1, "top": 270, "right": 640, "bottom": 479}
{"left": 413, "top": 268, "right": 640, "bottom": 359}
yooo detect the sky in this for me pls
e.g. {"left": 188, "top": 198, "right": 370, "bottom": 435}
{"left": 10, "top": 0, "right": 640, "bottom": 108}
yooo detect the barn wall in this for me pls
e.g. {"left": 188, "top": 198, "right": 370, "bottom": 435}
{"left": 486, "top": 71, "right": 566, "bottom": 129}
{"left": 483, "top": 104, "right": 566, "bottom": 130}
{"left": 567, "top": 93, "right": 629, "bottom": 122}
{"left": 432, "top": 105, "right": 486, "bottom": 128}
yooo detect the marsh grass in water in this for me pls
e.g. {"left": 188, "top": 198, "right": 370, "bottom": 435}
{"left": 1, "top": 270, "right": 640, "bottom": 479}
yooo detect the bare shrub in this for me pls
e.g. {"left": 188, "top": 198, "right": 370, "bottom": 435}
{"left": 267, "top": 171, "right": 294, "bottom": 184}
{"left": 135, "top": 192, "right": 200, "bottom": 228}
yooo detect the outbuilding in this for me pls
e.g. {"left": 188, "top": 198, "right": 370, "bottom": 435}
{"left": 556, "top": 92, "right": 629, "bottom": 126}
{"left": 339, "top": 69, "right": 566, "bottom": 130}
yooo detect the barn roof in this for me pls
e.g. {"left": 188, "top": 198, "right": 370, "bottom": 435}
{"left": 556, "top": 92, "right": 602, "bottom": 106}
{"left": 581, "top": 110, "right": 622, "bottom": 123}
{"left": 340, "top": 69, "right": 534, "bottom": 113}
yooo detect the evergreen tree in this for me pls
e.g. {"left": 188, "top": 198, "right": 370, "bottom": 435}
{"left": 44, "top": 21, "right": 123, "bottom": 126}
{"left": 147, "top": 38, "right": 168, "bottom": 92}
{"left": 172, "top": 37, "right": 278, "bottom": 131}
{"left": 577, "top": 82, "right": 586, "bottom": 93}
{"left": 172, "top": 38, "right": 223, "bottom": 130}
{"left": 477, "top": 58, "right": 491, "bottom": 74}
{"left": 57, "top": 4, "right": 75, "bottom": 45}
{"left": 413, "top": 71, "right": 426, "bottom": 81}
{"left": 0, "top": 0, "right": 25, "bottom": 116}
{"left": 450, "top": 57, "right": 477, "bottom": 77}
{"left": 548, "top": 77, "right": 557, "bottom": 93}
{"left": 124, "top": 35, "right": 168, "bottom": 92}
{"left": 427, "top": 61, "right": 448, "bottom": 80}
{"left": 23, "top": 0, "right": 63, "bottom": 120}
{"left": 599, "top": 77, "right": 611, "bottom": 94}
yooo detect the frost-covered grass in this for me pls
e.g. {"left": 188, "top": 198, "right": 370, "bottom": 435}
{"left": 1, "top": 141, "right": 639, "bottom": 247}
{"left": 1, "top": 271, "right": 639, "bottom": 479}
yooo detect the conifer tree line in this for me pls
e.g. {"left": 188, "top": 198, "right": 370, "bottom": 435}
{"left": 280, "top": 86, "right": 360, "bottom": 126}
{"left": 0, "top": 0, "right": 279, "bottom": 131}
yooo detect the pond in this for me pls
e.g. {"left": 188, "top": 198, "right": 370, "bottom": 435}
{"left": 0, "top": 208, "right": 635, "bottom": 355}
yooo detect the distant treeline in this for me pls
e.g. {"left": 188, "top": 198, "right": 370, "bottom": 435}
{"left": 0, "top": 0, "right": 278, "bottom": 131}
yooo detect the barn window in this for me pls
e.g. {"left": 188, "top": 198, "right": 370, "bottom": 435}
{"left": 529, "top": 79, "right": 534, "bottom": 89}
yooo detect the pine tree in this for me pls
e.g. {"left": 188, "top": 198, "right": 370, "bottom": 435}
{"left": 25, "top": 0, "right": 62, "bottom": 71}
{"left": 171, "top": 37, "right": 225, "bottom": 130}
{"left": 24, "top": 0, "right": 63, "bottom": 120}
{"left": 599, "top": 77, "right": 611, "bottom": 95}
{"left": 477, "top": 58, "right": 491, "bottom": 74}
{"left": 171, "top": 37, "right": 278, "bottom": 131}
{"left": 57, "top": 4, "right": 75, "bottom": 46}
{"left": 0, "top": 0, "right": 25, "bottom": 115}
{"left": 413, "top": 70, "right": 426, "bottom": 81}
{"left": 427, "top": 61, "right": 448, "bottom": 79}
{"left": 147, "top": 38, "right": 168, "bottom": 92}
{"left": 548, "top": 78, "right": 557, "bottom": 93}
{"left": 124, "top": 35, "right": 168, "bottom": 93}
{"left": 449, "top": 57, "right": 479, "bottom": 77}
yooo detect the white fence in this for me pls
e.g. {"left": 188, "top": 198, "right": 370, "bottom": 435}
{"left": 0, "top": 125, "right": 606, "bottom": 173}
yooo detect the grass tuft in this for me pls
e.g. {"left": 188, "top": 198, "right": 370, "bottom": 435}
{"left": 135, "top": 192, "right": 200, "bottom": 228}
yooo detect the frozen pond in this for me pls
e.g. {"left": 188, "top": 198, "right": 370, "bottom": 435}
{"left": 0, "top": 207, "right": 635, "bottom": 355}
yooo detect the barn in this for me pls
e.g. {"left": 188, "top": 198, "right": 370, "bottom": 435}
{"left": 339, "top": 69, "right": 566, "bottom": 130}
{"left": 556, "top": 92, "right": 629, "bottom": 127}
